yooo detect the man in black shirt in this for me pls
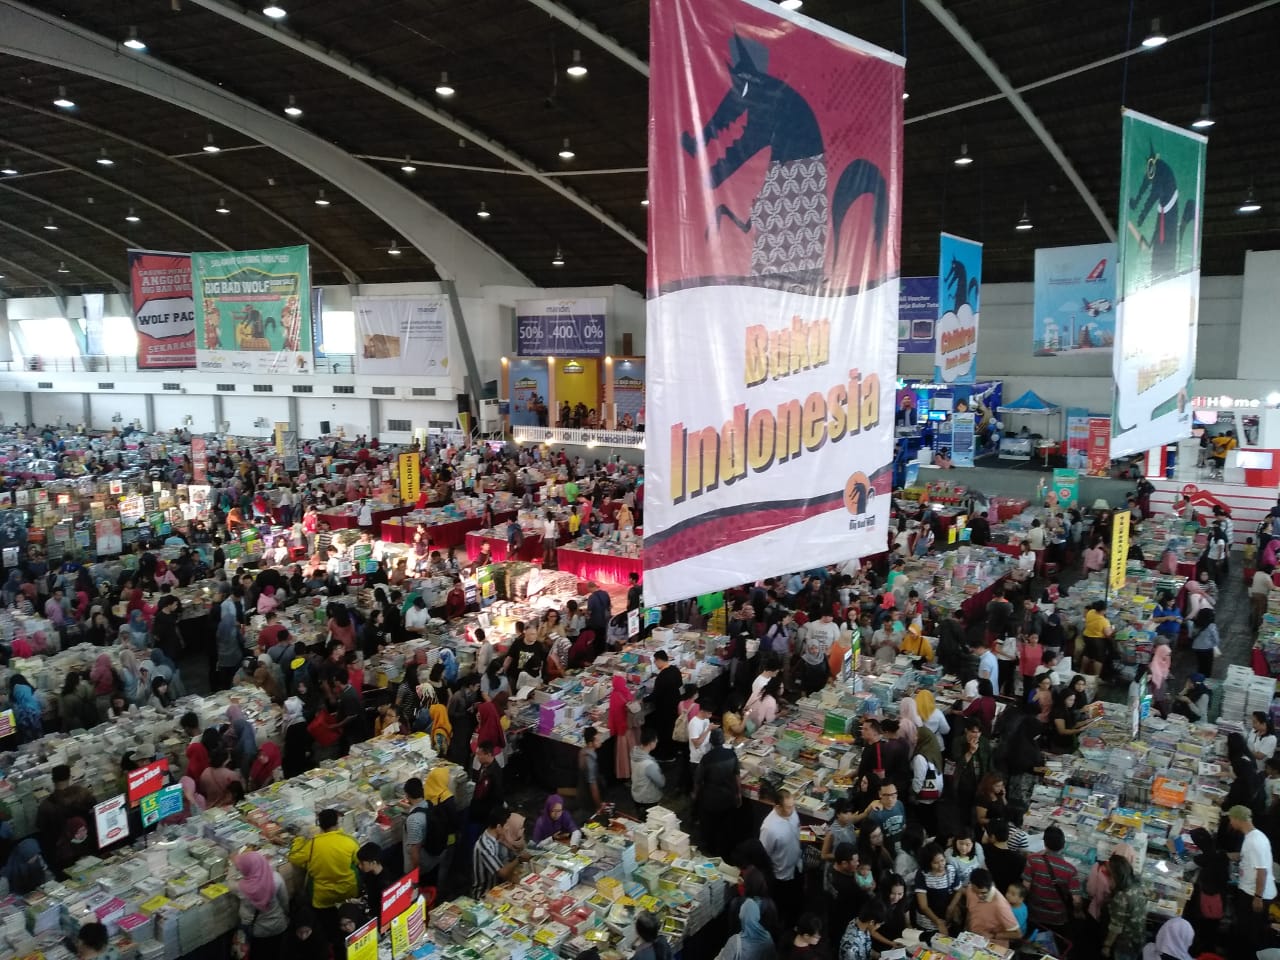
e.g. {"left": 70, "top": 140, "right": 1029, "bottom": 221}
{"left": 982, "top": 819, "right": 1027, "bottom": 893}
{"left": 626, "top": 572, "right": 643, "bottom": 612}
{"left": 968, "top": 511, "right": 991, "bottom": 546}
{"left": 693, "top": 729, "right": 741, "bottom": 859}
{"left": 828, "top": 842, "right": 867, "bottom": 940}
{"left": 504, "top": 625, "right": 545, "bottom": 691}
{"left": 646, "top": 651, "right": 683, "bottom": 758}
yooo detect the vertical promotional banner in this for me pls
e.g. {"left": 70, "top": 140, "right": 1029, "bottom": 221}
{"left": 516, "top": 298, "right": 607, "bottom": 357}
{"left": 84, "top": 293, "right": 106, "bottom": 356}
{"left": 95, "top": 518, "right": 122, "bottom": 556}
{"left": 1052, "top": 467, "right": 1080, "bottom": 508}
{"left": 1065, "top": 408, "right": 1091, "bottom": 469}
{"left": 1111, "top": 110, "right": 1206, "bottom": 458}
{"left": 192, "top": 245, "right": 313, "bottom": 375}
{"left": 353, "top": 296, "right": 451, "bottom": 375}
{"left": 398, "top": 453, "right": 421, "bottom": 505}
{"left": 646, "top": 0, "right": 903, "bottom": 604}
{"left": 190, "top": 437, "right": 208, "bottom": 484}
{"left": 1087, "top": 416, "right": 1112, "bottom": 477}
{"left": 1033, "top": 243, "right": 1117, "bottom": 356}
{"left": 508, "top": 358, "right": 550, "bottom": 427}
{"left": 898, "top": 277, "right": 939, "bottom": 354}
{"left": 934, "top": 234, "right": 982, "bottom": 384}
{"left": 129, "top": 250, "right": 195, "bottom": 369}
{"left": 613, "top": 359, "right": 646, "bottom": 426}
{"left": 950, "top": 412, "right": 976, "bottom": 467}
{"left": 1110, "top": 509, "right": 1131, "bottom": 592}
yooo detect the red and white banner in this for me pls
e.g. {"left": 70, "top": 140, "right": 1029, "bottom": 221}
{"left": 644, "top": 0, "right": 903, "bottom": 605}
{"left": 191, "top": 437, "right": 208, "bottom": 484}
{"left": 129, "top": 249, "right": 195, "bottom": 369}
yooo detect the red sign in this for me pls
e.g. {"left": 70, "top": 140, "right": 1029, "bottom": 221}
{"left": 380, "top": 867, "right": 418, "bottom": 927}
{"left": 129, "top": 250, "right": 195, "bottom": 369}
{"left": 1087, "top": 417, "right": 1112, "bottom": 477}
{"left": 191, "top": 437, "right": 208, "bottom": 484}
{"left": 0, "top": 709, "right": 14, "bottom": 739}
{"left": 126, "top": 759, "right": 169, "bottom": 805}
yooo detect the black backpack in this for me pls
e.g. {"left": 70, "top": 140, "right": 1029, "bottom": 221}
{"left": 423, "top": 800, "right": 454, "bottom": 856}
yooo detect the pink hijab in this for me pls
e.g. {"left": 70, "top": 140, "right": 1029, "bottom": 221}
{"left": 1150, "top": 645, "right": 1172, "bottom": 690}
{"left": 897, "top": 697, "right": 921, "bottom": 749}
{"left": 233, "top": 852, "right": 276, "bottom": 911}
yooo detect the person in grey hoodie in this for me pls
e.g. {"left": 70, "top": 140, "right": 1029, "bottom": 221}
{"left": 630, "top": 727, "right": 665, "bottom": 816}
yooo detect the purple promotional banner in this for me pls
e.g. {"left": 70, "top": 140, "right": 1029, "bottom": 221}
{"left": 898, "top": 276, "right": 939, "bottom": 354}
{"left": 516, "top": 297, "right": 607, "bottom": 357}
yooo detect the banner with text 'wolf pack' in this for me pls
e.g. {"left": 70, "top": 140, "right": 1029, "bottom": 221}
{"left": 1111, "top": 110, "right": 1206, "bottom": 458}
{"left": 645, "top": 0, "right": 903, "bottom": 605}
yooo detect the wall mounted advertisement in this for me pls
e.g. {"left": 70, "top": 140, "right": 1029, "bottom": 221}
{"left": 516, "top": 298, "right": 607, "bottom": 357}
{"left": 1033, "top": 243, "right": 1118, "bottom": 357}
{"left": 898, "top": 277, "right": 939, "bottom": 354}
{"left": 129, "top": 250, "right": 195, "bottom": 369}
{"left": 353, "top": 296, "right": 451, "bottom": 375}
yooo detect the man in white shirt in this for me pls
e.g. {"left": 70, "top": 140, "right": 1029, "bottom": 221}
{"left": 759, "top": 790, "right": 802, "bottom": 924}
{"left": 1230, "top": 805, "right": 1276, "bottom": 954}
{"left": 357, "top": 498, "right": 374, "bottom": 530}
{"left": 1251, "top": 567, "right": 1274, "bottom": 630}
{"left": 542, "top": 511, "right": 560, "bottom": 566}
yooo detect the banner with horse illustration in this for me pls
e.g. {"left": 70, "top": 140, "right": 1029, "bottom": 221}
{"left": 1111, "top": 110, "right": 1206, "bottom": 458}
{"left": 645, "top": 0, "right": 903, "bottom": 605}
{"left": 934, "top": 233, "right": 982, "bottom": 385}
{"left": 192, "top": 245, "right": 313, "bottom": 376}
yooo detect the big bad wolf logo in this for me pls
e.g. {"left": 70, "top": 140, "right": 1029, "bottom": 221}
{"left": 845, "top": 471, "right": 877, "bottom": 530}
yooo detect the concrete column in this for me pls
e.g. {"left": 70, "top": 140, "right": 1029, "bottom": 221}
{"left": 22, "top": 392, "right": 32, "bottom": 427}
{"left": 144, "top": 393, "right": 156, "bottom": 433}
{"left": 212, "top": 394, "right": 224, "bottom": 433}
{"left": 370, "top": 398, "right": 381, "bottom": 438}
{"left": 81, "top": 393, "right": 90, "bottom": 429}
{"left": 1239, "top": 251, "right": 1280, "bottom": 381}
{"left": 0, "top": 300, "right": 12, "bottom": 363}
{"left": 288, "top": 396, "right": 300, "bottom": 433}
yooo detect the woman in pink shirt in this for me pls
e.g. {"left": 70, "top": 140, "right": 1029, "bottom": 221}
{"left": 1082, "top": 539, "right": 1107, "bottom": 573}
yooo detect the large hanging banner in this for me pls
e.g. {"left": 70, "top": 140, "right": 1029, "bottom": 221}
{"left": 898, "top": 277, "right": 939, "bottom": 354}
{"left": 129, "top": 250, "right": 195, "bottom": 369}
{"left": 934, "top": 234, "right": 982, "bottom": 384}
{"left": 1111, "top": 110, "right": 1206, "bottom": 458}
{"left": 192, "top": 245, "right": 313, "bottom": 375}
{"left": 353, "top": 296, "right": 451, "bottom": 375}
{"left": 1033, "top": 243, "right": 1117, "bottom": 357}
{"left": 516, "top": 298, "right": 607, "bottom": 357}
{"left": 645, "top": 0, "right": 902, "bottom": 605}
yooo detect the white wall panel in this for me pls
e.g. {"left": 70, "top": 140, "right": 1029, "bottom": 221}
{"left": 154, "top": 394, "right": 217, "bottom": 433}
{"left": 298, "top": 397, "right": 373, "bottom": 438}
{"left": 221, "top": 395, "right": 289, "bottom": 437}
{"left": 30, "top": 392, "right": 85, "bottom": 427}
{"left": 88, "top": 393, "right": 149, "bottom": 431}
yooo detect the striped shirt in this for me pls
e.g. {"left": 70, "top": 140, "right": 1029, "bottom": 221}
{"left": 1022, "top": 851, "right": 1081, "bottom": 928}
{"left": 472, "top": 830, "right": 512, "bottom": 898}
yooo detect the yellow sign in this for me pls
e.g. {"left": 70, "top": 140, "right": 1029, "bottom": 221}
{"left": 388, "top": 898, "right": 425, "bottom": 958}
{"left": 346, "top": 918, "right": 378, "bottom": 960}
{"left": 1109, "top": 509, "right": 1130, "bottom": 592}
{"left": 398, "top": 452, "right": 421, "bottom": 506}
{"left": 275, "top": 422, "right": 289, "bottom": 456}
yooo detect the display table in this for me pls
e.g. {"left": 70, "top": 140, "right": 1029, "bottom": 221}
{"left": 556, "top": 545, "right": 643, "bottom": 584}
{"left": 465, "top": 530, "right": 543, "bottom": 563}
{"left": 959, "top": 574, "right": 1009, "bottom": 623}
{"left": 989, "top": 497, "right": 1029, "bottom": 521}
{"left": 382, "top": 510, "right": 516, "bottom": 547}
{"left": 318, "top": 504, "right": 408, "bottom": 538}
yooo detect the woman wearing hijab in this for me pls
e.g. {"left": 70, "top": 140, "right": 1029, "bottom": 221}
{"left": 125, "top": 588, "right": 154, "bottom": 624}
{"left": 716, "top": 894, "right": 779, "bottom": 960}
{"left": 282, "top": 696, "right": 313, "bottom": 778}
{"left": 474, "top": 692, "right": 508, "bottom": 767}
{"left": 233, "top": 851, "right": 290, "bottom": 955}
{"left": 1143, "top": 917, "right": 1194, "bottom": 960}
{"left": 198, "top": 749, "right": 243, "bottom": 807}
{"left": 58, "top": 670, "right": 98, "bottom": 731}
{"left": 897, "top": 696, "right": 921, "bottom": 751}
{"left": 149, "top": 649, "right": 186, "bottom": 699}
{"left": 1086, "top": 841, "right": 1137, "bottom": 921}
{"left": 283, "top": 905, "right": 330, "bottom": 960}
{"left": 256, "top": 585, "right": 279, "bottom": 615}
{"left": 2, "top": 570, "right": 23, "bottom": 607}
{"left": 3, "top": 838, "right": 48, "bottom": 895}
{"left": 1148, "top": 644, "right": 1173, "bottom": 717}
{"left": 175, "top": 776, "right": 207, "bottom": 822}
{"left": 226, "top": 704, "right": 258, "bottom": 777}
{"left": 915, "top": 688, "right": 951, "bottom": 742}
{"left": 609, "top": 675, "right": 639, "bottom": 781}
{"left": 428, "top": 703, "right": 452, "bottom": 756}
{"left": 117, "top": 649, "right": 141, "bottom": 705}
{"left": 249, "top": 742, "right": 284, "bottom": 790}
{"left": 422, "top": 766, "right": 461, "bottom": 891}
{"left": 531, "top": 793, "right": 580, "bottom": 844}
{"left": 125, "top": 610, "right": 150, "bottom": 651}
{"left": 8, "top": 675, "right": 42, "bottom": 743}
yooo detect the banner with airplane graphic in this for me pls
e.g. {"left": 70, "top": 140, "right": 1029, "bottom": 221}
{"left": 934, "top": 233, "right": 982, "bottom": 385}
{"left": 645, "top": 0, "right": 903, "bottom": 605}
{"left": 1111, "top": 110, "right": 1206, "bottom": 458}
{"left": 1033, "top": 243, "right": 1117, "bottom": 357}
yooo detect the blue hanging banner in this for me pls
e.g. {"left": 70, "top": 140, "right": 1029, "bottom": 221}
{"left": 934, "top": 234, "right": 983, "bottom": 385}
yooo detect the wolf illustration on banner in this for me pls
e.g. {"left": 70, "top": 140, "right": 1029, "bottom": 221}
{"left": 944, "top": 255, "right": 980, "bottom": 314}
{"left": 1127, "top": 142, "right": 1197, "bottom": 282}
{"left": 680, "top": 32, "right": 890, "bottom": 287}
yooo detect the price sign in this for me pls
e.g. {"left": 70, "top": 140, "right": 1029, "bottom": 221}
{"left": 380, "top": 868, "right": 417, "bottom": 928}
{"left": 94, "top": 794, "right": 131, "bottom": 849}
{"left": 126, "top": 759, "right": 169, "bottom": 805}
{"left": 346, "top": 918, "right": 378, "bottom": 960}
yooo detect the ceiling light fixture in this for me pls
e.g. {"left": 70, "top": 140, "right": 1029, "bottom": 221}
{"left": 477, "top": 202, "right": 490, "bottom": 219}
{"left": 215, "top": 198, "right": 230, "bottom": 214}
{"left": 1238, "top": 186, "right": 1261, "bottom": 214}
{"left": 123, "top": 26, "right": 147, "bottom": 51}
{"left": 1015, "top": 204, "right": 1033, "bottom": 231}
{"left": 0, "top": 160, "right": 16, "bottom": 176}
{"left": 552, "top": 247, "right": 565, "bottom": 267}
{"left": 435, "top": 72, "right": 455, "bottom": 97}
{"left": 284, "top": 95, "right": 302, "bottom": 118}
{"left": 567, "top": 50, "right": 588, "bottom": 78}
{"left": 53, "top": 86, "right": 75, "bottom": 109}
{"left": 641, "top": 195, "right": 649, "bottom": 207}
{"left": 314, "top": 189, "right": 330, "bottom": 206}
{"left": 43, "top": 216, "right": 58, "bottom": 231}
{"left": 57, "top": 262, "right": 70, "bottom": 274}
{"left": 902, "top": 90, "right": 910, "bottom": 101}
{"left": 1190, "top": 103, "right": 1215, "bottom": 130}
{"left": 202, "top": 133, "right": 221, "bottom": 154}
{"left": 558, "top": 138, "right": 575, "bottom": 160}
{"left": 387, "top": 241, "right": 402, "bottom": 256}
{"left": 125, "top": 207, "right": 140, "bottom": 223}
{"left": 400, "top": 156, "right": 416, "bottom": 173}
{"left": 96, "top": 147, "right": 114, "bottom": 166}
{"left": 954, "top": 143, "right": 973, "bottom": 166}
{"left": 1141, "top": 18, "right": 1168, "bottom": 49}
{"left": 780, "top": 0, "right": 803, "bottom": 9}
{"left": 262, "top": 4, "right": 286, "bottom": 18}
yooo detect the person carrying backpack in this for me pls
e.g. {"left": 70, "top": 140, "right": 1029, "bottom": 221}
{"left": 421, "top": 768, "right": 461, "bottom": 894}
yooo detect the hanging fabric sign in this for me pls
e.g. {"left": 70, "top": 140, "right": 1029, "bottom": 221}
{"left": 933, "top": 233, "right": 982, "bottom": 384}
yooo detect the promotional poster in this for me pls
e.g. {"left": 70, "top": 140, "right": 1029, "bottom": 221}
{"left": 1111, "top": 110, "right": 1206, "bottom": 458}
{"left": 933, "top": 234, "right": 982, "bottom": 384}
{"left": 515, "top": 298, "right": 607, "bottom": 357}
{"left": 129, "top": 250, "right": 195, "bottom": 369}
{"left": 193, "top": 245, "right": 313, "bottom": 375}
{"left": 1032, "top": 243, "right": 1118, "bottom": 356}
{"left": 645, "top": 0, "right": 903, "bottom": 604}
{"left": 353, "top": 296, "right": 451, "bottom": 375}
{"left": 898, "top": 276, "right": 939, "bottom": 354}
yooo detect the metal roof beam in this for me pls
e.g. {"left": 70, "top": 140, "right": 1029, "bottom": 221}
{"left": 0, "top": 96, "right": 362, "bottom": 284}
{"left": 0, "top": 252, "right": 66, "bottom": 297}
{"left": 916, "top": 0, "right": 1117, "bottom": 242}
{"left": 0, "top": 217, "right": 126, "bottom": 291}
{"left": 520, "top": 0, "right": 650, "bottom": 77}
{"left": 0, "top": 181, "right": 138, "bottom": 249}
{"left": 0, "top": 1, "right": 530, "bottom": 294}
{"left": 183, "top": 0, "right": 647, "bottom": 255}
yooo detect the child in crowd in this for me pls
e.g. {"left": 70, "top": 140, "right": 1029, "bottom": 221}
{"left": 1006, "top": 883, "right": 1028, "bottom": 935}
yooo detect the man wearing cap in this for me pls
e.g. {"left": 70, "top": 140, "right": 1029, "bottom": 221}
{"left": 1229, "top": 804, "right": 1275, "bottom": 957}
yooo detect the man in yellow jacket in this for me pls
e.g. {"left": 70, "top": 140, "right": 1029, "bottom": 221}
{"left": 288, "top": 808, "right": 360, "bottom": 940}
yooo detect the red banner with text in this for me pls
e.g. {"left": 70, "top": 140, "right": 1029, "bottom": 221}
{"left": 129, "top": 249, "right": 195, "bottom": 369}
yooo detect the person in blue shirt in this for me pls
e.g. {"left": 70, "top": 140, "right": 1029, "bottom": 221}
{"left": 1152, "top": 590, "right": 1183, "bottom": 643}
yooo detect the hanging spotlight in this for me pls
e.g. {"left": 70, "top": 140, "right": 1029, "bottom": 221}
{"left": 215, "top": 198, "right": 230, "bottom": 214}
{"left": 1190, "top": 103, "right": 1215, "bottom": 130}
{"left": 477, "top": 202, "right": 491, "bottom": 219}
{"left": 387, "top": 241, "right": 402, "bottom": 256}
{"left": 125, "top": 207, "right": 141, "bottom": 223}
{"left": 1015, "top": 204, "right": 1033, "bottom": 231}
{"left": 0, "top": 160, "right": 17, "bottom": 176}
{"left": 123, "top": 26, "right": 147, "bottom": 51}
{"left": 435, "top": 72, "right": 455, "bottom": 97}
{"left": 902, "top": 90, "right": 910, "bottom": 101}
{"left": 95, "top": 148, "right": 114, "bottom": 167}
{"left": 400, "top": 156, "right": 416, "bottom": 173}
{"left": 202, "top": 133, "right": 221, "bottom": 154}
{"left": 57, "top": 261, "right": 70, "bottom": 274}
{"left": 43, "top": 216, "right": 58, "bottom": 231}
{"left": 552, "top": 247, "right": 565, "bottom": 267}
{"left": 1141, "top": 18, "right": 1168, "bottom": 49}
{"left": 53, "top": 86, "right": 75, "bottom": 109}
{"left": 284, "top": 95, "right": 303, "bottom": 118}
{"left": 314, "top": 189, "right": 330, "bottom": 206}
{"left": 262, "top": 4, "right": 286, "bottom": 18}
{"left": 558, "top": 138, "right": 575, "bottom": 160}
{"left": 641, "top": 194, "right": 649, "bottom": 207}
{"left": 953, "top": 143, "right": 974, "bottom": 166}
{"left": 1238, "top": 187, "right": 1262, "bottom": 214}
{"left": 566, "top": 50, "right": 588, "bottom": 78}
{"left": 780, "top": 0, "right": 803, "bottom": 9}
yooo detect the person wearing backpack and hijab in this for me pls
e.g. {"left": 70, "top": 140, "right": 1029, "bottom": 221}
{"left": 282, "top": 696, "right": 313, "bottom": 778}
{"left": 233, "top": 850, "right": 290, "bottom": 956}
{"left": 422, "top": 766, "right": 461, "bottom": 893}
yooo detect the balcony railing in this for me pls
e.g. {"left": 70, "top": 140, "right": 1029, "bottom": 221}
{"left": 513, "top": 425, "right": 646, "bottom": 449}
{"left": 4, "top": 354, "right": 358, "bottom": 374}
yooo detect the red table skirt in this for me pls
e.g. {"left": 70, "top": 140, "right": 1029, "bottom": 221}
{"left": 958, "top": 576, "right": 1008, "bottom": 624}
{"left": 990, "top": 498, "right": 1029, "bottom": 522}
{"left": 1144, "top": 558, "right": 1198, "bottom": 578}
{"left": 556, "top": 546, "right": 642, "bottom": 585}
{"left": 383, "top": 510, "right": 516, "bottom": 548}
{"left": 466, "top": 531, "right": 543, "bottom": 563}
{"left": 992, "top": 542, "right": 1021, "bottom": 558}
{"left": 318, "top": 506, "right": 408, "bottom": 538}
